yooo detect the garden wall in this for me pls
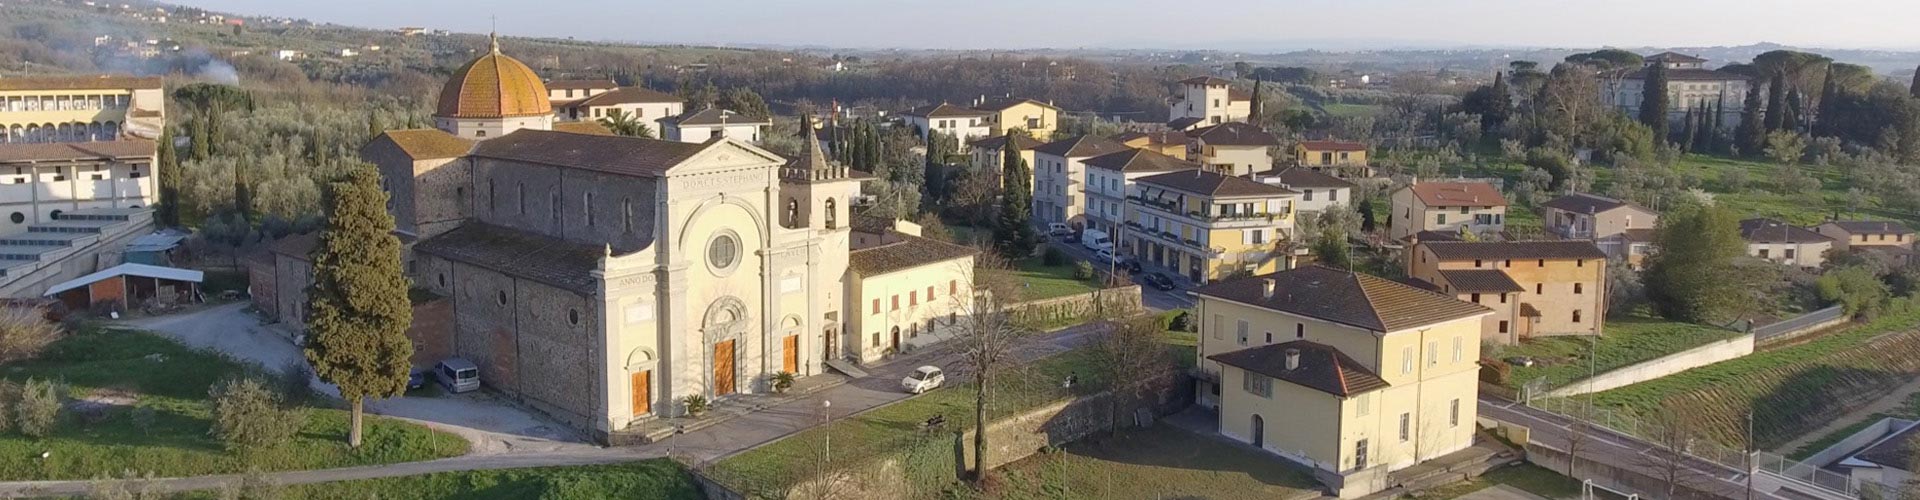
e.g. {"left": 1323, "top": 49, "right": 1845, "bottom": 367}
{"left": 958, "top": 372, "right": 1194, "bottom": 473}
{"left": 1542, "top": 334, "right": 1754, "bottom": 398}
{"left": 1007, "top": 285, "right": 1142, "bottom": 326}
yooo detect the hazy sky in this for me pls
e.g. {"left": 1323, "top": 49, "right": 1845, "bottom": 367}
{"left": 174, "top": 0, "right": 1920, "bottom": 50}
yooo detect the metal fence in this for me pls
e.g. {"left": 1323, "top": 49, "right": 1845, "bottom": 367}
{"left": 1752, "top": 305, "right": 1846, "bottom": 342}
{"left": 1752, "top": 451, "right": 1864, "bottom": 498}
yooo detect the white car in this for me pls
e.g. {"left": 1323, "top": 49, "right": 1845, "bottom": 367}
{"left": 901, "top": 365, "right": 945, "bottom": 394}
{"left": 1095, "top": 248, "right": 1123, "bottom": 265}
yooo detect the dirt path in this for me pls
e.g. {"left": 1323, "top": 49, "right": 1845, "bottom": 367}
{"left": 1772, "top": 374, "right": 1920, "bottom": 454}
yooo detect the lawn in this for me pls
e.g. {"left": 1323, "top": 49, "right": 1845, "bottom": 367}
{"left": 178, "top": 460, "right": 703, "bottom": 500}
{"left": 1320, "top": 103, "right": 1383, "bottom": 119}
{"left": 0, "top": 325, "right": 468, "bottom": 480}
{"left": 984, "top": 424, "right": 1320, "bottom": 500}
{"left": 1489, "top": 315, "right": 1743, "bottom": 391}
{"left": 706, "top": 333, "right": 1194, "bottom": 497}
{"left": 1001, "top": 256, "right": 1100, "bottom": 302}
{"left": 1410, "top": 463, "right": 1584, "bottom": 500}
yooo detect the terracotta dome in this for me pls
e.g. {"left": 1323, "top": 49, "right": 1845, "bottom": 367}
{"left": 434, "top": 34, "right": 551, "bottom": 119}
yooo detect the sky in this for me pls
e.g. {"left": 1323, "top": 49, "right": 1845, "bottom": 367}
{"left": 173, "top": 0, "right": 1920, "bottom": 51}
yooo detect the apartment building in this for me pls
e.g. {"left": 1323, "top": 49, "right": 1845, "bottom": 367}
{"left": 1817, "top": 219, "right": 1914, "bottom": 265}
{"left": 1127, "top": 169, "right": 1297, "bottom": 284}
{"left": 1407, "top": 241, "right": 1609, "bottom": 341}
{"left": 1389, "top": 182, "right": 1507, "bottom": 242}
{"left": 1258, "top": 167, "right": 1356, "bottom": 215}
{"left": 1032, "top": 135, "right": 1127, "bottom": 227}
{"left": 1540, "top": 192, "right": 1659, "bottom": 264}
{"left": 1167, "top": 76, "right": 1251, "bottom": 131}
{"left": 970, "top": 97, "right": 1059, "bottom": 140}
{"left": 1294, "top": 140, "right": 1372, "bottom": 178}
{"left": 1186, "top": 122, "right": 1279, "bottom": 176}
{"left": 1082, "top": 148, "right": 1198, "bottom": 235}
{"left": 554, "top": 87, "right": 684, "bottom": 124}
{"left": 901, "top": 103, "right": 992, "bottom": 143}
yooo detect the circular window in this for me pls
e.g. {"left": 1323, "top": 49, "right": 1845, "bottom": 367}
{"left": 7, "top": 213, "right": 20, "bottom": 224}
{"left": 707, "top": 230, "right": 741, "bottom": 274}
{"left": 568, "top": 308, "right": 580, "bottom": 326}
{"left": 497, "top": 290, "right": 508, "bottom": 306}
{"left": 48, "top": 210, "right": 62, "bottom": 220}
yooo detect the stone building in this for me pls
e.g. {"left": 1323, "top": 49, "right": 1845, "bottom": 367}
{"left": 1600, "top": 52, "right": 1749, "bottom": 129}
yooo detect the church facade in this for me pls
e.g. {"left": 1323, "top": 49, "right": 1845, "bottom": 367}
{"left": 358, "top": 36, "right": 974, "bottom": 441}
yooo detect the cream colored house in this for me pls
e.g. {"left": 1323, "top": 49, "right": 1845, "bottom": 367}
{"left": 1407, "top": 241, "right": 1609, "bottom": 342}
{"left": 1817, "top": 220, "right": 1914, "bottom": 265}
{"left": 965, "top": 134, "right": 1042, "bottom": 177}
{"left": 901, "top": 103, "right": 992, "bottom": 143}
{"left": 1540, "top": 193, "right": 1659, "bottom": 261}
{"left": 1033, "top": 135, "right": 1128, "bottom": 227}
{"left": 662, "top": 108, "right": 768, "bottom": 144}
{"left": 846, "top": 216, "right": 977, "bottom": 362}
{"left": 1195, "top": 266, "right": 1491, "bottom": 498}
{"left": 1112, "top": 130, "right": 1189, "bottom": 157}
{"left": 1295, "top": 140, "right": 1375, "bottom": 179}
{"left": 1127, "top": 169, "right": 1297, "bottom": 284}
{"left": 1186, "top": 122, "right": 1279, "bottom": 176}
{"left": 970, "top": 97, "right": 1059, "bottom": 140}
{"left": 1389, "top": 182, "right": 1507, "bottom": 242}
{"left": 556, "top": 87, "right": 684, "bottom": 125}
{"left": 1167, "top": 76, "right": 1251, "bottom": 130}
{"left": 1600, "top": 53, "right": 1749, "bottom": 129}
{"left": 1258, "top": 167, "right": 1355, "bottom": 214}
{"left": 1082, "top": 148, "right": 1198, "bottom": 236}
{"left": 545, "top": 79, "right": 618, "bottom": 107}
{"left": 1740, "top": 218, "right": 1833, "bottom": 268}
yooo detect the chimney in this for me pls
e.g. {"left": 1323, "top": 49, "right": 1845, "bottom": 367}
{"left": 1262, "top": 278, "right": 1276, "bottom": 299}
{"left": 1284, "top": 348, "right": 1301, "bottom": 370}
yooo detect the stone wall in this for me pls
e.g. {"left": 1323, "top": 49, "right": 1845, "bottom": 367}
{"left": 1007, "top": 285, "right": 1142, "bottom": 326}
{"left": 960, "top": 372, "right": 1192, "bottom": 474}
{"left": 1542, "top": 334, "right": 1753, "bottom": 398}
{"left": 425, "top": 253, "right": 600, "bottom": 432}
{"left": 407, "top": 296, "right": 454, "bottom": 367}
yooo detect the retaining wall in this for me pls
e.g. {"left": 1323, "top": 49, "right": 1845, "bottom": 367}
{"left": 1543, "top": 334, "right": 1754, "bottom": 398}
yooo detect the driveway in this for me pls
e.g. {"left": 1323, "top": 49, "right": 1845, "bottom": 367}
{"left": 119, "top": 302, "right": 590, "bottom": 454}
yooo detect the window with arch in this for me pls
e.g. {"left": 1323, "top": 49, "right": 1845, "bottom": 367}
{"left": 584, "top": 192, "right": 595, "bottom": 227}
{"left": 517, "top": 183, "right": 526, "bottom": 215}
{"left": 550, "top": 191, "right": 561, "bottom": 225}
{"left": 824, "top": 198, "right": 837, "bottom": 229}
{"left": 568, "top": 308, "right": 580, "bottom": 326}
{"left": 786, "top": 198, "right": 799, "bottom": 228}
{"left": 487, "top": 180, "right": 496, "bottom": 213}
{"left": 622, "top": 197, "right": 633, "bottom": 232}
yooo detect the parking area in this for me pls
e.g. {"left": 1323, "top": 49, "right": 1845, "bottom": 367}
{"left": 1043, "top": 231, "right": 1196, "bottom": 311}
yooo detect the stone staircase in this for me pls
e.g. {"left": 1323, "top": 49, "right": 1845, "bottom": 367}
{"left": 0, "top": 208, "right": 154, "bottom": 297}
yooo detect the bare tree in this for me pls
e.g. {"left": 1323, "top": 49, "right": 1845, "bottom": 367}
{"left": 1640, "top": 409, "right": 1705, "bottom": 500}
{"left": 781, "top": 431, "right": 863, "bottom": 500}
{"left": 951, "top": 245, "right": 1027, "bottom": 483}
{"left": 1563, "top": 408, "right": 1594, "bottom": 479}
{"left": 1087, "top": 314, "right": 1175, "bottom": 432}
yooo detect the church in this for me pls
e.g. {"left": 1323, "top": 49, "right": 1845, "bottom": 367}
{"left": 358, "top": 35, "right": 977, "bottom": 441}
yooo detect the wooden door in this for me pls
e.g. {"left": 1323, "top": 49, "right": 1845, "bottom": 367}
{"left": 713, "top": 340, "right": 736, "bottom": 396}
{"left": 823, "top": 329, "right": 836, "bottom": 362}
{"left": 630, "top": 370, "right": 650, "bottom": 416}
{"left": 782, "top": 335, "right": 799, "bottom": 374}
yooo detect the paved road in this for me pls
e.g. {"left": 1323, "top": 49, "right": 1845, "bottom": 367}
{"left": 0, "top": 317, "right": 1106, "bottom": 496}
{"left": 1044, "top": 235, "right": 1195, "bottom": 311}
{"left": 1479, "top": 397, "right": 1786, "bottom": 500}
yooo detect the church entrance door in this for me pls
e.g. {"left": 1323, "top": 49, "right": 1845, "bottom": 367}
{"left": 713, "top": 340, "right": 736, "bottom": 396}
{"left": 630, "top": 370, "right": 650, "bottom": 416}
{"left": 783, "top": 335, "right": 799, "bottom": 374}
{"left": 823, "top": 328, "right": 836, "bottom": 362}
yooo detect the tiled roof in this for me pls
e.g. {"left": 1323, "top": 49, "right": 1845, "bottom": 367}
{"left": 1410, "top": 230, "right": 1463, "bottom": 243}
{"left": 968, "top": 134, "right": 1045, "bottom": 151}
{"left": 571, "top": 87, "right": 683, "bottom": 107}
{"left": 1033, "top": 135, "right": 1127, "bottom": 158}
{"left": 972, "top": 97, "right": 1057, "bottom": 112}
{"left": 1111, "top": 130, "right": 1187, "bottom": 146}
{"left": 904, "top": 103, "right": 990, "bottom": 118}
{"left": 413, "top": 223, "right": 606, "bottom": 293}
{"left": 1739, "top": 218, "right": 1830, "bottom": 244}
{"left": 551, "top": 121, "right": 614, "bottom": 135}
{"left": 435, "top": 50, "right": 552, "bottom": 118}
{"left": 1436, "top": 269, "right": 1524, "bottom": 293}
{"left": 367, "top": 129, "right": 474, "bottom": 160}
{"left": 1138, "top": 169, "right": 1295, "bottom": 198}
{"left": 1623, "top": 228, "right": 1657, "bottom": 242}
{"left": 1209, "top": 341, "right": 1389, "bottom": 397}
{"left": 1180, "top": 76, "right": 1234, "bottom": 86}
{"left": 667, "top": 108, "right": 769, "bottom": 127}
{"left": 1187, "top": 122, "right": 1279, "bottom": 147}
{"left": 1617, "top": 67, "right": 1747, "bottom": 82}
{"left": 1165, "top": 117, "right": 1205, "bottom": 130}
{"left": 1081, "top": 149, "right": 1198, "bottom": 173}
{"left": 1264, "top": 166, "right": 1355, "bottom": 189}
{"left": 849, "top": 234, "right": 978, "bottom": 276}
{"left": 1646, "top": 52, "right": 1707, "bottom": 63}
{"left": 1823, "top": 220, "right": 1913, "bottom": 236}
{"left": 1407, "top": 182, "right": 1507, "bottom": 208}
{"left": 267, "top": 232, "right": 319, "bottom": 262}
{"left": 1228, "top": 88, "right": 1254, "bottom": 102}
{"left": 1193, "top": 265, "right": 1490, "bottom": 332}
{"left": 1297, "top": 140, "right": 1366, "bottom": 152}
{"left": 0, "top": 140, "right": 155, "bottom": 163}
{"left": 1421, "top": 241, "right": 1609, "bottom": 261}
{"left": 469, "top": 129, "right": 708, "bottom": 178}
{"left": 545, "top": 79, "right": 617, "bottom": 90}
{"left": 0, "top": 75, "right": 162, "bottom": 91}
{"left": 1541, "top": 192, "right": 1636, "bottom": 214}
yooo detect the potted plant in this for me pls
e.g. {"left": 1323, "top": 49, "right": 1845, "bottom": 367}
{"left": 681, "top": 395, "right": 709, "bottom": 418}
{"left": 771, "top": 371, "right": 796, "bottom": 394}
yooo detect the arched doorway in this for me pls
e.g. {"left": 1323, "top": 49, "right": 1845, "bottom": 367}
{"left": 1251, "top": 414, "right": 1265, "bottom": 448}
{"left": 704, "top": 297, "right": 750, "bottom": 397}
{"left": 889, "top": 326, "right": 901, "bottom": 353}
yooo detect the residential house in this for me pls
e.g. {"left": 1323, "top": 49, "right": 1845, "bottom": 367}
{"left": 1112, "top": 130, "right": 1188, "bottom": 157}
{"left": 1389, "top": 182, "right": 1507, "bottom": 242}
{"left": 1816, "top": 220, "right": 1915, "bottom": 265}
{"left": 1127, "top": 169, "right": 1298, "bottom": 284}
{"left": 545, "top": 80, "right": 618, "bottom": 105}
{"left": 1258, "top": 166, "right": 1356, "bottom": 215}
{"left": 970, "top": 97, "right": 1059, "bottom": 140}
{"left": 1032, "top": 135, "right": 1128, "bottom": 227}
{"left": 846, "top": 216, "right": 978, "bottom": 362}
{"left": 1739, "top": 218, "right": 1833, "bottom": 268}
{"left": 1082, "top": 148, "right": 1198, "bottom": 236}
{"left": 1539, "top": 193, "right": 1659, "bottom": 263}
{"left": 966, "top": 134, "right": 1043, "bottom": 177}
{"left": 901, "top": 103, "right": 992, "bottom": 143}
{"left": 661, "top": 108, "right": 768, "bottom": 144}
{"left": 1407, "top": 241, "right": 1609, "bottom": 341}
{"left": 1295, "top": 140, "right": 1373, "bottom": 178}
{"left": 1194, "top": 266, "right": 1490, "bottom": 498}
{"left": 1167, "top": 76, "right": 1251, "bottom": 131}
{"left": 1186, "top": 122, "right": 1279, "bottom": 176}
{"left": 1600, "top": 52, "right": 1749, "bottom": 129}
{"left": 555, "top": 87, "right": 684, "bottom": 125}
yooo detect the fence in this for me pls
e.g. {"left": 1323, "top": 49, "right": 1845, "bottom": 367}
{"left": 1751, "top": 452, "right": 1864, "bottom": 498}
{"left": 1752, "top": 306, "right": 1848, "bottom": 344}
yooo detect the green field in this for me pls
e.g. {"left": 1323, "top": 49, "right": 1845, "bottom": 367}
{"left": 1492, "top": 315, "right": 1743, "bottom": 390}
{"left": 985, "top": 424, "right": 1320, "bottom": 500}
{"left": 0, "top": 326, "right": 468, "bottom": 480}
{"left": 1003, "top": 257, "right": 1101, "bottom": 302}
{"left": 175, "top": 461, "right": 701, "bottom": 500}
{"left": 1320, "top": 103, "right": 1384, "bottom": 118}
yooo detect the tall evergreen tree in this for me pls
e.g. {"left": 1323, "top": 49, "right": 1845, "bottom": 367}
{"left": 1816, "top": 66, "right": 1840, "bottom": 137}
{"left": 1764, "top": 73, "right": 1788, "bottom": 132}
{"left": 1737, "top": 80, "right": 1768, "bottom": 155}
{"left": 1912, "top": 64, "right": 1920, "bottom": 98}
{"left": 155, "top": 128, "right": 181, "bottom": 227}
{"left": 993, "top": 130, "right": 1037, "bottom": 257}
{"left": 233, "top": 160, "right": 252, "bottom": 224}
{"left": 1639, "top": 63, "right": 1671, "bottom": 141}
{"left": 1485, "top": 72, "right": 1512, "bottom": 131}
{"left": 1680, "top": 108, "right": 1698, "bottom": 153}
{"left": 189, "top": 117, "right": 211, "bottom": 162}
{"left": 1248, "top": 79, "right": 1265, "bottom": 126}
{"left": 304, "top": 166, "right": 414, "bottom": 448}
{"left": 366, "top": 110, "right": 383, "bottom": 141}
{"left": 1784, "top": 88, "right": 1805, "bottom": 133}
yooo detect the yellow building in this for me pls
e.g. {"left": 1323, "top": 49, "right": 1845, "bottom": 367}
{"left": 965, "top": 133, "right": 1043, "bottom": 176}
{"left": 1126, "top": 169, "right": 1297, "bottom": 284}
{"left": 1186, "top": 122, "right": 1279, "bottom": 176}
{"left": 1407, "top": 241, "right": 1609, "bottom": 341}
{"left": 1389, "top": 181, "right": 1508, "bottom": 242}
{"left": 847, "top": 216, "right": 978, "bottom": 363}
{"left": 1816, "top": 220, "right": 1912, "bottom": 265}
{"left": 970, "top": 97, "right": 1059, "bottom": 140}
{"left": 1111, "top": 130, "right": 1188, "bottom": 157}
{"left": 1294, "top": 140, "right": 1373, "bottom": 178}
{"left": 1, "top": 75, "right": 165, "bottom": 143}
{"left": 1195, "top": 266, "right": 1491, "bottom": 498}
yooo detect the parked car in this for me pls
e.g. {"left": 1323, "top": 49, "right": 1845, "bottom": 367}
{"left": 1046, "top": 223, "right": 1072, "bottom": 236}
{"left": 901, "top": 365, "right": 945, "bottom": 394}
{"left": 435, "top": 358, "right": 482, "bottom": 393}
{"left": 1143, "top": 272, "right": 1177, "bottom": 291}
{"left": 1094, "top": 248, "right": 1127, "bottom": 267}
{"left": 407, "top": 368, "right": 430, "bottom": 390}
{"left": 1081, "top": 228, "right": 1113, "bottom": 252}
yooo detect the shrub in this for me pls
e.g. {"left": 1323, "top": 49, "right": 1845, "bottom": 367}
{"left": 771, "top": 371, "right": 796, "bottom": 393}
{"left": 1073, "top": 261, "right": 1094, "bottom": 280}
{"left": 1478, "top": 358, "right": 1511, "bottom": 385}
{"left": 1154, "top": 309, "right": 1193, "bottom": 332}
{"left": 0, "top": 306, "right": 61, "bottom": 364}
{"left": 0, "top": 379, "right": 17, "bottom": 434}
{"left": 1042, "top": 247, "right": 1069, "bottom": 267}
{"left": 275, "top": 359, "right": 315, "bottom": 404}
{"left": 208, "top": 377, "right": 304, "bottom": 453}
{"left": 16, "top": 377, "right": 62, "bottom": 438}
{"left": 681, "top": 395, "right": 710, "bottom": 417}
{"left": 129, "top": 406, "right": 156, "bottom": 436}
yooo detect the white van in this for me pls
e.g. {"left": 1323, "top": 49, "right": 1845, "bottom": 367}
{"left": 435, "top": 358, "right": 481, "bottom": 394}
{"left": 1081, "top": 228, "right": 1113, "bottom": 252}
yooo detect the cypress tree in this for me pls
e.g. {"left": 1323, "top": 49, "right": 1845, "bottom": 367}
{"left": 1680, "top": 108, "right": 1698, "bottom": 153}
{"left": 304, "top": 166, "right": 414, "bottom": 448}
{"left": 1484, "top": 72, "right": 1512, "bottom": 131}
{"left": 1737, "top": 80, "right": 1767, "bottom": 156}
{"left": 1911, "top": 64, "right": 1920, "bottom": 98}
{"left": 1816, "top": 66, "right": 1839, "bottom": 137}
{"left": 1764, "top": 73, "right": 1788, "bottom": 132}
{"left": 233, "top": 160, "right": 252, "bottom": 224}
{"left": 366, "top": 110, "right": 383, "bottom": 141}
{"left": 1249, "top": 79, "right": 1265, "bottom": 126}
{"left": 993, "top": 130, "right": 1037, "bottom": 257}
{"left": 155, "top": 128, "right": 181, "bottom": 227}
{"left": 1639, "top": 63, "right": 1671, "bottom": 141}
{"left": 1784, "top": 88, "right": 1804, "bottom": 133}
{"left": 189, "top": 117, "right": 211, "bottom": 162}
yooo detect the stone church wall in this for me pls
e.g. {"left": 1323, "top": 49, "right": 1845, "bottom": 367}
{"left": 471, "top": 158, "right": 659, "bottom": 253}
{"left": 418, "top": 253, "right": 601, "bottom": 432}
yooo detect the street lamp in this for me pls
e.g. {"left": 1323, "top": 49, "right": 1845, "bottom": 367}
{"left": 822, "top": 399, "right": 833, "bottom": 462}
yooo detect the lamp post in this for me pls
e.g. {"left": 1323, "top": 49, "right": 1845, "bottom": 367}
{"left": 822, "top": 399, "right": 833, "bottom": 462}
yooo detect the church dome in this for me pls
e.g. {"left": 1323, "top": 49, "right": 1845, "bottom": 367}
{"left": 434, "top": 35, "right": 552, "bottom": 119}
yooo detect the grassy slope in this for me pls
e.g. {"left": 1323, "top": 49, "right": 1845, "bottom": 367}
{"left": 184, "top": 461, "right": 704, "bottom": 500}
{"left": 0, "top": 326, "right": 467, "bottom": 480}
{"left": 1493, "top": 315, "right": 1743, "bottom": 390}
{"left": 987, "top": 425, "right": 1319, "bottom": 500}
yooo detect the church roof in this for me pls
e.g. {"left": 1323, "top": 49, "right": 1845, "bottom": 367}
{"left": 413, "top": 223, "right": 607, "bottom": 293}
{"left": 0, "top": 140, "right": 155, "bottom": 163}
{"left": 366, "top": 129, "right": 474, "bottom": 160}
{"left": 849, "top": 234, "right": 978, "bottom": 276}
{"left": 551, "top": 121, "right": 614, "bottom": 135}
{"left": 435, "top": 35, "right": 552, "bottom": 119}
{"left": 469, "top": 129, "right": 708, "bottom": 178}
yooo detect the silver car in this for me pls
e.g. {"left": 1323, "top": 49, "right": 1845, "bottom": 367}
{"left": 901, "top": 366, "right": 945, "bottom": 394}
{"left": 435, "top": 358, "right": 481, "bottom": 393}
